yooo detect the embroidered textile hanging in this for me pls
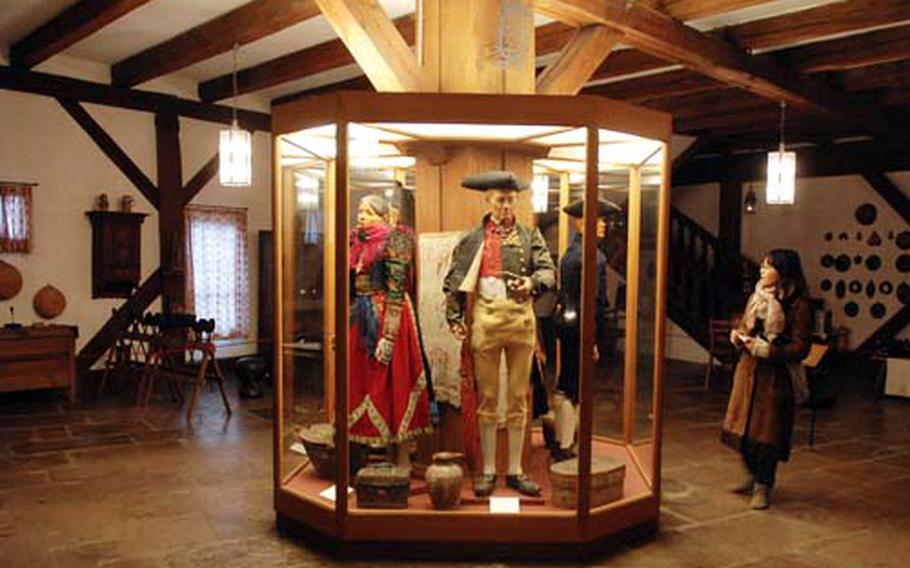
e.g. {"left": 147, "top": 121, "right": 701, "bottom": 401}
{"left": 0, "top": 182, "right": 35, "bottom": 253}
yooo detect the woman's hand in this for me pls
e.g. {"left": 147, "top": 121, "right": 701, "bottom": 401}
{"left": 742, "top": 336, "right": 770, "bottom": 359}
{"left": 730, "top": 330, "right": 745, "bottom": 347}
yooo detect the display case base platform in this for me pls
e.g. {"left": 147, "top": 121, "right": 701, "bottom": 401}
{"left": 275, "top": 432, "right": 659, "bottom": 557}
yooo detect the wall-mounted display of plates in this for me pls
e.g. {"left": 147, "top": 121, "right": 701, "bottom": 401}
{"left": 866, "top": 255, "right": 881, "bottom": 271}
{"left": 897, "top": 230, "right": 910, "bottom": 250}
{"left": 855, "top": 203, "right": 877, "bottom": 225}
{"left": 820, "top": 279, "right": 832, "bottom": 292}
{"left": 880, "top": 281, "right": 893, "bottom": 295}
{"left": 897, "top": 254, "right": 910, "bottom": 273}
{"left": 835, "top": 254, "right": 851, "bottom": 272}
{"left": 844, "top": 302, "right": 859, "bottom": 317}
{"left": 870, "top": 302, "right": 886, "bottom": 320}
{"left": 849, "top": 280, "right": 862, "bottom": 294}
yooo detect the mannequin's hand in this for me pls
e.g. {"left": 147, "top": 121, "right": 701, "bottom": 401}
{"left": 449, "top": 321, "right": 468, "bottom": 341}
{"left": 593, "top": 344, "right": 600, "bottom": 362}
{"left": 375, "top": 338, "right": 394, "bottom": 365}
{"left": 510, "top": 276, "right": 534, "bottom": 301}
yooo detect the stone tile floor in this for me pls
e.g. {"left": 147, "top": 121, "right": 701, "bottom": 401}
{"left": 0, "top": 358, "right": 908, "bottom": 567}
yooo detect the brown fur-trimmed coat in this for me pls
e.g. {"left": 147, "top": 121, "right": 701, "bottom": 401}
{"left": 721, "top": 296, "right": 812, "bottom": 462}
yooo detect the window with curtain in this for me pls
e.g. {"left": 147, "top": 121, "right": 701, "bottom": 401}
{"left": 0, "top": 183, "right": 34, "bottom": 253}
{"left": 185, "top": 205, "right": 250, "bottom": 339}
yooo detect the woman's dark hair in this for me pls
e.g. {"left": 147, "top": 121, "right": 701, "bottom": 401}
{"left": 765, "top": 248, "right": 808, "bottom": 299}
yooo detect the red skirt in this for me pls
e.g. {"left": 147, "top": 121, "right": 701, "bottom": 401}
{"left": 348, "top": 294, "right": 430, "bottom": 445}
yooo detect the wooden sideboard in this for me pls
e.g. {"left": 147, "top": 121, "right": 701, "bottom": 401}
{"left": 0, "top": 325, "right": 78, "bottom": 401}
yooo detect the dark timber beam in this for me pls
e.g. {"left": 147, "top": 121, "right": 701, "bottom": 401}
{"left": 156, "top": 112, "right": 186, "bottom": 315}
{"left": 674, "top": 140, "right": 910, "bottom": 185}
{"left": 857, "top": 307, "right": 910, "bottom": 354}
{"left": 111, "top": 0, "right": 320, "bottom": 87}
{"left": 778, "top": 24, "right": 910, "bottom": 73}
{"left": 57, "top": 98, "right": 159, "bottom": 209}
{"left": 534, "top": 0, "right": 908, "bottom": 141}
{"left": 182, "top": 153, "right": 220, "bottom": 207}
{"left": 0, "top": 65, "right": 270, "bottom": 132}
{"left": 861, "top": 172, "right": 910, "bottom": 225}
{"left": 10, "top": 0, "right": 153, "bottom": 68}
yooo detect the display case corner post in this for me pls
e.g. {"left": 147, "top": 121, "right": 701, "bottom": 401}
{"left": 334, "top": 120, "right": 351, "bottom": 527}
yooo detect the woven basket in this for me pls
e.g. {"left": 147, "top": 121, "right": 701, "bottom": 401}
{"left": 33, "top": 285, "right": 66, "bottom": 319}
{"left": 0, "top": 260, "right": 23, "bottom": 300}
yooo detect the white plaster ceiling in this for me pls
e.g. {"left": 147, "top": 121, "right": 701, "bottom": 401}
{"left": 0, "top": 0, "right": 882, "bottom": 105}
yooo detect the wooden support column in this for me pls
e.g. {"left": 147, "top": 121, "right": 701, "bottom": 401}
{"left": 155, "top": 111, "right": 185, "bottom": 315}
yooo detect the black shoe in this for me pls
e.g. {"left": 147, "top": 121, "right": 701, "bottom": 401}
{"left": 542, "top": 418, "right": 557, "bottom": 452}
{"left": 474, "top": 474, "right": 496, "bottom": 497}
{"left": 551, "top": 447, "right": 577, "bottom": 463}
{"left": 506, "top": 474, "right": 541, "bottom": 497}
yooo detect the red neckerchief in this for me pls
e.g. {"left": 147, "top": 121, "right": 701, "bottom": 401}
{"left": 349, "top": 223, "right": 392, "bottom": 273}
{"left": 479, "top": 216, "right": 514, "bottom": 278}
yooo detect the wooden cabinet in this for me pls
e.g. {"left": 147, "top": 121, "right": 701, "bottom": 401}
{"left": 87, "top": 211, "right": 147, "bottom": 298}
{"left": 0, "top": 325, "right": 78, "bottom": 401}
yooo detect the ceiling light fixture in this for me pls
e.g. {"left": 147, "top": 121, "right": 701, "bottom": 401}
{"left": 765, "top": 101, "right": 795, "bottom": 205}
{"left": 219, "top": 43, "right": 252, "bottom": 187}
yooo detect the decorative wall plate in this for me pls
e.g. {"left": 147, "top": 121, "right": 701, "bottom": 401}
{"left": 820, "top": 279, "right": 832, "bottom": 292}
{"left": 835, "top": 254, "right": 851, "bottom": 272}
{"left": 898, "top": 254, "right": 910, "bottom": 273}
{"left": 856, "top": 231, "right": 863, "bottom": 241}
{"left": 866, "top": 281, "right": 876, "bottom": 298}
{"left": 849, "top": 280, "right": 862, "bottom": 294}
{"left": 0, "top": 260, "right": 23, "bottom": 300}
{"left": 880, "top": 281, "right": 893, "bottom": 295}
{"left": 855, "top": 203, "right": 877, "bottom": 225}
{"left": 899, "top": 283, "right": 910, "bottom": 305}
{"left": 836, "top": 280, "right": 846, "bottom": 299}
{"left": 870, "top": 302, "right": 886, "bottom": 319}
{"left": 868, "top": 231, "right": 882, "bottom": 246}
{"left": 821, "top": 254, "right": 835, "bottom": 268}
{"left": 33, "top": 285, "right": 66, "bottom": 319}
{"left": 824, "top": 232, "right": 833, "bottom": 242}
{"left": 844, "top": 302, "right": 859, "bottom": 317}
{"left": 866, "top": 255, "right": 881, "bottom": 271}
{"left": 897, "top": 231, "right": 910, "bottom": 250}
{"left": 854, "top": 255, "right": 863, "bottom": 265}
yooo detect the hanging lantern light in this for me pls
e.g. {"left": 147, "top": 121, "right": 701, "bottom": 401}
{"left": 532, "top": 174, "right": 549, "bottom": 213}
{"left": 766, "top": 101, "right": 795, "bottom": 205}
{"left": 744, "top": 182, "right": 757, "bottom": 214}
{"left": 220, "top": 43, "right": 252, "bottom": 187}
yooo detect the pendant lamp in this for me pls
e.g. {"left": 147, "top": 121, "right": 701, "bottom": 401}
{"left": 766, "top": 101, "right": 795, "bottom": 205}
{"left": 220, "top": 43, "right": 252, "bottom": 187}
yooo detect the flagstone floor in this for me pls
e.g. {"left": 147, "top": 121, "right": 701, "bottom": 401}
{"left": 1, "top": 357, "right": 908, "bottom": 567}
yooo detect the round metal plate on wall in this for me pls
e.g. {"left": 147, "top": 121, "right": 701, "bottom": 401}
{"left": 896, "top": 230, "right": 910, "bottom": 250}
{"left": 854, "top": 255, "right": 863, "bottom": 265}
{"left": 866, "top": 281, "right": 876, "bottom": 298}
{"left": 870, "top": 302, "right": 886, "bottom": 319}
{"left": 821, "top": 254, "right": 834, "bottom": 268}
{"left": 855, "top": 203, "right": 877, "bottom": 225}
{"left": 820, "top": 279, "right": 832, "bottom": 292}
{"left": 898, "top": 283, "right": 910, "bottom": 305}
{"left": 897, "top": 254, "right": 910, "bottom": 273}
{"left": 866, "top": 255, "right": 881, "bottom": 271}
{"left": 836, "top": 280, "right": 846, "bottom": 299}
{"left": 844, "top": 302, "right": 859, "bottom": 318}
{"left": 880, "top": 281, "right": 893, "bottom": 295}
{"left": 835, "top": 254, "right": 851, "bottom": 272}
{"left": 849, "top": 280, "right": 862, "bottom": 294}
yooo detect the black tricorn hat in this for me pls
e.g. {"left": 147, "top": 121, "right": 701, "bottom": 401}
{"left": 562, "top": 198, "right": 622, "bottom": 218}
{"left": 461, "top": 170, "right": 528, "bottom": 191}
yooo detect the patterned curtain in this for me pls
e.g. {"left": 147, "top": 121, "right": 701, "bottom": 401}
{"left": 0, "top": 183, "right": 34, "bottom": 253}
{"left": 185, "top": 205, "right": 250, "bottom": 339}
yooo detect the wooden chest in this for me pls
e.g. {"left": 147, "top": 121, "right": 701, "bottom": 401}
{"left": 549, "top": 455, "right": 625, "bottom": 510}
{"left": 354, "top": 462, "right": 410, "bottom": 509}
{"left": 0, "top": 325, "right": 78, "bottom": 401}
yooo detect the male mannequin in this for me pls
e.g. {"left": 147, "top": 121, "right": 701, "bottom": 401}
{"left": 443, "top": 171, "right": 555, "bottom": 497}
{"left": 552, "top": 198, "right": 620, "bottom": 462}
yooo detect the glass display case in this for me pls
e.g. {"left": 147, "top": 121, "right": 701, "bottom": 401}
{"left": 272, "top": 91, "right": 671, "bottom": 549}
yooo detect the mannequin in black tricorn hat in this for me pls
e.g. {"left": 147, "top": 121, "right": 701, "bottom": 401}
{"left": 552, "top": 197, "right": 621, "bottom": 462}
{"left": 443, "top": 170, "right": 556, "bottom": 497}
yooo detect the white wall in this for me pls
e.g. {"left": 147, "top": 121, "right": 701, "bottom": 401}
{"left": 0, "top": 87, "right": 272, "bottom": 359}
{"left": 673, "top": 173, "right": 910, "bottom": 349}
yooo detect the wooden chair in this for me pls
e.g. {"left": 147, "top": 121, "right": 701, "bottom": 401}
{"left": 703, "top": 316, "right": 740, "bottom": 390}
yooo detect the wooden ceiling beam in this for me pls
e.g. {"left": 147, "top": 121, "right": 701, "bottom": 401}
{"left": 584, "top": 69, "right": 722, "bottom": 102}
{"left": 312, "top": 0, "right": 425, "bottom": 92}
{"left": 0, "top": 65, "right": 270, "bottom": 132}
{"left": 111, "top": 0, "right": 319, "bottom": 87}
{"left": 673, "top": 139, "right": 910, "bottom": 185}
{"left": 10, "top": 0, "right": 153, "bottom": 68}
{"left": 537, "top": 25, "right": 622, "bottom": 95}
{"left": 659, "top": 0, "right": 775, "bottom": 22}
{"left": 778, "top": 24, "right": 910, "bottom": 73}
{"left": 199, "top": 15, "right": 414, "bottom": 102}
{"left": 534, "top": 0, "right": 907, "bottom": 140}
{"left": 726, "top": 0, "right": 910, "bottom": 51}
{"left": 831, "top": 60, "right": 910, "bottom": 93}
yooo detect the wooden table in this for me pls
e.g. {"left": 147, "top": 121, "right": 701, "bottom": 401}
{"left": 0, "top": 325, "right": 79, "bottom": 401}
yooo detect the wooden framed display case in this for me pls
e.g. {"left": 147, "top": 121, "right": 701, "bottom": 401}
{"left": 272, "top": 91, "right": 671, "bottom": 553}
